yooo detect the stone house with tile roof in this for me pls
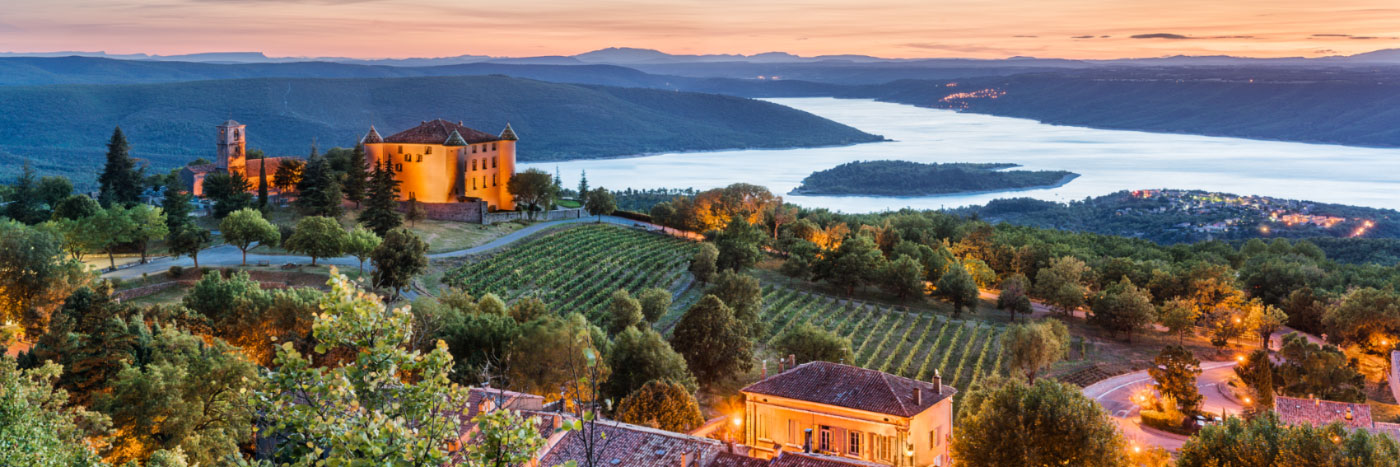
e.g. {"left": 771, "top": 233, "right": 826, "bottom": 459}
{"left": 1274, "top": 395, "right": 1400, "bottom": 442}
{"left": 740, "top": 361, "right": 956, "bottom": 467}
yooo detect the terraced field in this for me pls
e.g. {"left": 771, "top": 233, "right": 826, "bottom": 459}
{"left": 441, "top": 224, "right": 698, "bottom": 322}
{"left": 758, "top": 286, "right": 1007, "bottom": 395}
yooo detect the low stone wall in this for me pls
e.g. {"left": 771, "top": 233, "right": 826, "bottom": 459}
{"left": 114, "top": 280, "right": 187, "bottom": 301}
{"left": 482, "top": 207, "right": 585, "bottom": 225}
{"left": 402, "top": 200, "right": 485, "bottom": 223}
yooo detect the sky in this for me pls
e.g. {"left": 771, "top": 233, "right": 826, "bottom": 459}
{"left": 2, "top": 0, "right": 1399, "bottom": 60}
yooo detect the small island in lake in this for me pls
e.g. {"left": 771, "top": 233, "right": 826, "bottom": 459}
{"left": 791, "top": 160, "right": 1079, "bottom": 196}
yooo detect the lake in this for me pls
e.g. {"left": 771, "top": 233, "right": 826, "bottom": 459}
{"left": 522, "top": 98, "right": 1400, "bottom": 212}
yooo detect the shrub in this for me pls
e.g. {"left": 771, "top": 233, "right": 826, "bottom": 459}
{"left": 168, "top": 265, "right": 185, "bottom": 278}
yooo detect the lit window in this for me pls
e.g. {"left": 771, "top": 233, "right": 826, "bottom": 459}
{"left": 848, "top": 431, "right": 862, "bottom": 456}
{"left": 819, "top": 427, "right": 831, "bottom": 452}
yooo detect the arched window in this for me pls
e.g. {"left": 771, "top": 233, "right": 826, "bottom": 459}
{"left": 472, "top": 145, "right": 478, "bottom": 154}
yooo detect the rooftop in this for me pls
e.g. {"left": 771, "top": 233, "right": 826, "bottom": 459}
{"left": 537, "top": 418, "right": 724, "bottom": 467}
{"left": 1275, "top": 396, "right": 1374, "bottom": 430}
{"left": 768, "top": 451, "right": 886, "bottom": 467}
{"left": 741, "top": 361, "right": 953, "bottom": 418}
{"left": 380, "top": 119, "right": 500, "bottom": 145}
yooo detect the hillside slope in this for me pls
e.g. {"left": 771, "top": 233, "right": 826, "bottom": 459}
{"left": 0, "top": 75, "right": 881, "bottom": 185}
{"left": 853, "top": 68, "right": 1400, "bottom": 148}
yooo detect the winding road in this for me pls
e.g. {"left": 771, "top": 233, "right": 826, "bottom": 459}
{"left": 101, "top": 215, "right": 663, "bottom": 280}
{"left": 1083, "top": 361, "right": 1242, "bottom": 452}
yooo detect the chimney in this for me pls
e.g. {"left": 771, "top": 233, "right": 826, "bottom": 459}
{"left": 932, "top": 369, "right": 942, "bottom": 393}
{"left": 678, "top": 452, "right": 690, "bottom": 467}
{"left": 788, "top": 354, "right": 797, "bottom": 369}
{"left": 803, "top": 429, "right": 813, "bottom": 453}
{"left": 914, "top": 387, "right": 922, "bottom": 406}
{"left": 762, "top": 360, "right": 768, "bottom": 378}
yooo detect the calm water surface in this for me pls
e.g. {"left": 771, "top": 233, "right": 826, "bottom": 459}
{"left": 522, "top": 98, "right": 1400, "bottom": 212}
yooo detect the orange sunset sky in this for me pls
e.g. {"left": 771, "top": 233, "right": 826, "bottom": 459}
{"left": 3, "top": 0, "right": 1399, "bottom": 59}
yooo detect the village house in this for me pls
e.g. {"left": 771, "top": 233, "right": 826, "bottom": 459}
{"left": 1274, "top": 395, "right": 1400, "bottom": 442}
{"left": 739, "top": 361, "right": 956, "bottom": 467}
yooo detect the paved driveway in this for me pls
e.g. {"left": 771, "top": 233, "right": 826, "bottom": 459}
{"left": 1083, "top": 361, "right": 1241, "bottom": 452}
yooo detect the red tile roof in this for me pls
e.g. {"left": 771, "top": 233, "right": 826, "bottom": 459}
{"left": 1373, "top": 422, "right": 1400, "bottom": 442}
{"left": 537, "top": 419, "right": 724, "bottom": 467}
{"left": 381, "top": 119, "right": 499, "bottom": 145}
{"left": 767, "top": 451, "right": 885, "bottom": 467}
{"left": 741, "top": 361, "right": 953, "bottom": 418}
{"left": 1274, "top": 396, "right": 1374, "bottom": 430}
{"left": 709, "top": 452, "right": 769, "bottom": 467}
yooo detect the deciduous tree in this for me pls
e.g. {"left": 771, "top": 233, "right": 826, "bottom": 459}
{"left": 283, "top": 216, "right": 347, "bottom": 266}
{"left": 690, "top": 243, "right": 718, "bottom": 284}
{"left": 1089, "top": 277, "right": 1155, "bottom": 341}
{"left": 343, "top": 225, "right": 382, "bottom": 275}
{"left": 1177, "top": 412, "right": 1400, "bottom": 467}
{"left": 248, "top": 270, "right": 480, "bottom": 466}
{"left": 1033, "top": 256, "right": 1090, "bottom": 315}
{"left": 996, "top": 273, "right": 1033, "bottom": 321}
{"left": 708, "top": 270, "right": 765, "bottom": 339}
{"left": 614, "top": 380, "right": 705, "bottom": 433}
{"left": 636, "top": 288, "right": 671, "bottom": 324}
{"left": 508, "top": 169, "right": 555, "bottom": 220}
{"left": 219, "top": 208, "right": 279, "bottom": 266}
{"left": 772, "top": 323, "right": 853, "bottom": 365}
{"left": 371, "top": 228, "right": 428, "bottom": 299}
{"left": 1001, "top": 320, "right": 1069, "bottom": 383}
{"left": 669, "top": 295, "right": 752, "bottom": 388}
{"left": 1157, "top": 298, "right": 1199, "bottom": 345}
{"left": 167, "top": 226, "right": 211, "bottom": 268}
{"left": 606, "top": 289, "right": 643, "bottom": 335}
{"left": 201, "top": 172, "right": 253, "bottom": 219}
{"left": 0, "top": 358, "right": 108, "bottom": 467}
{"left": 604, "top": 327, "right": 696, "bottom": 402}
{"left": 881, "top": 254, "right": 925, "bottom": 301}
{"left": 1149, "top": 345, "right": 1202, "bottom": 413}
{"left": 584, "top": 187, "right": 616, "bottom": 222}
{"left": 952, "top": 377, "right": 1127, "bottom": 467}
{"left": 936, "top": 260, "right": 980, "bottom": 318}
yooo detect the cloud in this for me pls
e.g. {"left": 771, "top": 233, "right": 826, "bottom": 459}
{"left": 1315, "top": 49, "right": 1339, "bottom": 55}
{"left": 901, "top": 42, "right": 1023, "bottom": 54}
{"left": 1071, "top": 35, "right": 1094, "bottom": 39}
{"left": 1131, "top": 33, "right": 1255, "bottom": 40}
{"left": 1313, "top": 33, "right": 1352, "bottom": 37}
{"left": 1131, "top": 33, "right": 1192, "bottom": 39}
{"left": 1013, "top": 35, "right": 1038, "bottom": 38}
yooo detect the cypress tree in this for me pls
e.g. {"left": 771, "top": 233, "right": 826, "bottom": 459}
{"left": 342, "top": 144, "right": 370, "bottom": 208}
{"left": 98, "top": 126, "right": 142, "bottom": 207}
{"left": 161, "top": 180, "right": 193, "bottom": 233}
{"left": 358, "top": 159, "right": 402, "bottom": 236}
{"left": 257, "top": 155, "right": 269, "bottom": 208}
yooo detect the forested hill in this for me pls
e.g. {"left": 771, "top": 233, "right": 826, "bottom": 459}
{"left": 0, "top": 75, "right": 881, "bottom": 185}
{"left": 849, "top": 68, "right": 1400, "bottom": 148}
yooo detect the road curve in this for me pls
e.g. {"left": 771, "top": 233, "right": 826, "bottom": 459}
{"left": 1083, "top": 361, "right": 1241, "bottom": 452}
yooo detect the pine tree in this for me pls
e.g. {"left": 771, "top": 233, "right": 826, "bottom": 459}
{"left": 342, "top": 144, "right": 370, "bottom": 208}
{"left": 295, "top": 150, "right": 343, "bottom": 217}
{"left": 162, "top": 180, "right": 193, "bottom": 233}
{"left": 577, "top": 169, "right": 589, "bottom": 199}
{"left": 98, "top": 126, "right": 142, "bottom": 207}
{"left": 359, "top": 159, "right": 402, "bottom": 236}
{"left": 3, "top": 161, "right": 45, "bottom": 224}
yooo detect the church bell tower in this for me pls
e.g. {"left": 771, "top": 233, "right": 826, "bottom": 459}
{"left": 217, "top": 120, "right": 247, "bottom": 176}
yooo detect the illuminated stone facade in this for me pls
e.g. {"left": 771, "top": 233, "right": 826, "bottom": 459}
{"left": 361, "top": 119, "right": 517, "bottom": 211}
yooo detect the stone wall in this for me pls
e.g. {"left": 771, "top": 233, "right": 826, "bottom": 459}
{"left": 402, "top": 200, "right": 485, "bottom": 223}
{"left": 482, "top": 207, "right": 585, "bottom": 225}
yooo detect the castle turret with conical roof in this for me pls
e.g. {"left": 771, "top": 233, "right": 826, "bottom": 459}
{"left": 362, "top": 125, "right": 384, "bottom": 144}
{"left": 499, "top": 123, "right": 518, "bottom": 141}
{"left": 444, "top": 129, "right": 468, "bottom": 146}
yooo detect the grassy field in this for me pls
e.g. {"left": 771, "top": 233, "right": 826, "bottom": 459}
{"left": 441, "top": 224, "right": 698, "bottom": 323}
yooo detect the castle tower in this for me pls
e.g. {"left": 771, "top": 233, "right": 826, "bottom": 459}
{"left": 497, "top": 123, "right": 518, "bottom": 210}
{"left": 217, "top": 120, "right": 247, "bottom": 176}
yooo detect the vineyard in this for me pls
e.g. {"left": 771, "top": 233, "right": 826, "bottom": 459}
{"left": 441, "top": 224, "right": 698, "bottom": 322}
{"left": 757, "top": 285, "right": 1008, "bottom": 396}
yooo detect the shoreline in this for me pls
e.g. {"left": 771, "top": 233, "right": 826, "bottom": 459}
{"left": 788, "top": 173, "right": 1081, "bottom": 199}
{"left": 520, "top": 137, "right": 892, "bottom": 165}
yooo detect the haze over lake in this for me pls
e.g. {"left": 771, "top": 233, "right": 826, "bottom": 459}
{"left": 525, "top": 98, "right": 1400, "bottom": 212}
